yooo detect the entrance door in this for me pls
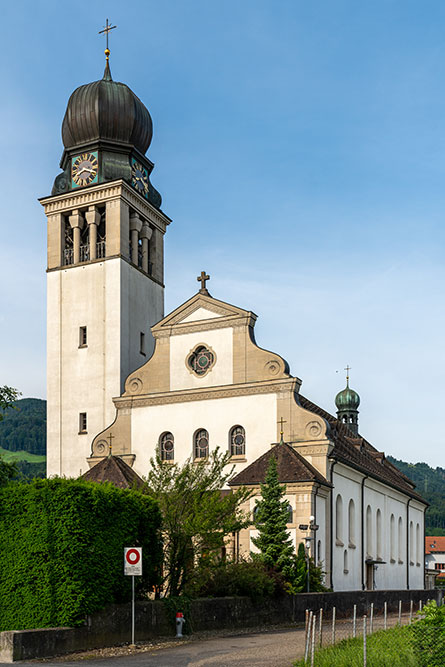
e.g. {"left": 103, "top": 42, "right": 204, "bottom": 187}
{"left": 366, "top": 563, "right": 374, "bottom": 590}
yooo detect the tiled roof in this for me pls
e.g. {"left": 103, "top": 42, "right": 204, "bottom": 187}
{"left": 81, "top": 455, "right": 145, "bottom": 489}
{"left": 425, "top": 537, "right": 445, "bottom": 554}
{"left": 228, "top": 441, "right": 330, "bottom": 487}
{"left": 298, "top": 394, "right": 426, "bottom": 504}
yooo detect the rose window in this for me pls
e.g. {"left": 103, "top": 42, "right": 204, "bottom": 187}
{"left": 187, "top": 345, "right": 215, "bottom": 376}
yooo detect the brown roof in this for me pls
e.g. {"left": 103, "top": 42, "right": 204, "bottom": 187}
{"left": 81, "top": 455, "right": 145, "bottom": 490}
{"left": 228, "top": 441, "right": 330, "bottom": 487}
{"left": 298, "top": 394, "right": 426, "bottom": 504}
{"left": 425, "top": 537, "right": 445, "bottom": 554}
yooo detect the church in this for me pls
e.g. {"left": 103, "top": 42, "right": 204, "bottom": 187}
{"left": 40, "top": 44, "right": 426, "bottom": 593}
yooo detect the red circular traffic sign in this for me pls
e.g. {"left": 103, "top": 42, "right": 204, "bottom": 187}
{"left": 126, "top": 548, "right": 141, "bottom": 565}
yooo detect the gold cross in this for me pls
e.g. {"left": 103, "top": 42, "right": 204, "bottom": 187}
{"left": 277, "top": 417, "right": 287, "bottom": 438}
{"left": 99, "top": 19, "right": 117, "bottom": 60}
{"left": 107, "top": 432, "right": 115, "bottom": 455}
{"left": 344, "top": 365, "right": 351, "bottom": 385}
{"left": 197, "top": 271, "right": 210, "bottom": 292}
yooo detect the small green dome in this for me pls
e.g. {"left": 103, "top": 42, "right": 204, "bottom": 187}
{"left": 335, "top": 384, "right": 360, "bottom": 411}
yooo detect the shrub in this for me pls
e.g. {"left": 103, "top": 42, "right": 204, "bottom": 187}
{"left": 0, "top": 478, "right": 162, "bottom": 631}
{"left": 411, "top": 600, "right": 445, "bottom": 666}
{"left": 185, "top": 558, "right": 286, "bottom": 600}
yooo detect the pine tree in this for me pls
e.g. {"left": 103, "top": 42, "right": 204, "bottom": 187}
{"left": 251, "top": 454, "right": 294, "bottom": 573}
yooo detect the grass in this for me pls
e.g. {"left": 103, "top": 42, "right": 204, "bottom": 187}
{"left": 294, "top": 625, "right": 417, "bottom": 667}
{"left": 0, "top": 446, "right": 46, "bottom": 463}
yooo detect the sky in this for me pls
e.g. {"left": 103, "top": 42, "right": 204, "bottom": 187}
{"left": 1, "top": 1, "right": 444, "bottom": 467}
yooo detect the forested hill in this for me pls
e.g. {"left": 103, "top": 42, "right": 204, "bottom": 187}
{"left": 0, "top": 398, "right": 46, "bottom": 455}
{"left": 388, "top": 456, "right": 445, "bottom": 536}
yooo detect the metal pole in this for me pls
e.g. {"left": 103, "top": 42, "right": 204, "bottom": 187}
{"left": 370, "top": 602, "right": 373, "bottom": 634}
{"left": 132, "top": 575, "right": 135, "bottom": 645}
{"left": 409, "top": 599, "right": 413, "bottom": 624}
{"left": 306, "top": 548, "right": 310, "bottom": 593}
{"left": 319, "top": 609, "right": 323, "bottom": 647}
{"left": 384, "top": 601, "right": 387, "bottom": 630}
{"left": 304, "top": 611, "right": 312, "bottom": 662}
{"left": 398, "top": 600, "right": 402, "bottom": 626}
{"left": 332, "top": 606, "right": 336, "bottom": 645}
{"left": 419, "top": 599, "right": 423, "bottom": 613}
{"left": 353, "top": 604, "right": 357, "bottom": 638}
{"left": 310, "top": 614, "right": 316, "bottom": 667}
{"left": 363, "top": 616, "right": 367, "bottom": 667}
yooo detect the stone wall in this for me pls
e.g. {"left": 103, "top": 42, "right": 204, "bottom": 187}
{"left": 1, "top": 589, "right": 443, "bottom": 662}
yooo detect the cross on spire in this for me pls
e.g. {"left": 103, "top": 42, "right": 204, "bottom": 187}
{"left": 107, "top": 432, "right": 115, "bottom": 455}
{"left": 99, "top": 19, "right": 117, "bottom": 62}
{"left": 344, "top": 365, "right": 351, "bottom": 386}
{"left": 277, "top": 417, "right": 287, "bottom": 443}
{"left": 197, "top": 271, "right": 210, "bottom": 294}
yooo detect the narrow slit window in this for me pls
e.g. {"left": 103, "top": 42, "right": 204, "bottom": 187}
{"left": 79, "top": 326, "right": 87, "bottom": 347}
{"left": 140, "top": 332, "right": 145, "bottom": 355}
{"left": 79, "top": 412, "right": 87, "bottom": 433}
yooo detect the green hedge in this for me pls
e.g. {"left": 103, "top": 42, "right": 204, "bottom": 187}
{"left": 0, "top": 478, "right": 162, "bottom": 631}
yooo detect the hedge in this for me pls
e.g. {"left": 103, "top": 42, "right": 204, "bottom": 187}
{"left": 0, "top": 478, "right": 162, "bottom": 631}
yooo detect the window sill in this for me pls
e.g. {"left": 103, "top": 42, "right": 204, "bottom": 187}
{"left": 348, "top": 542, "right": 356, "bottom": 549}
{"left": 161, "top": 460, "right": 175, "bottom": 465}
{"left": 140, "top": 352, "right": 146, "bottom": 356}
{"left": 390, "top": 558, "right": 396, "bottom": 564}
{"left": 230, "top": 456, "right": 247, "bottom": 462}
{"left": 416, "top": 563, "right": 421, "bottom": 567}
{"left": 78, "top": 431, "right": 88, "bottom": 435}
{"left": 78, "top": 344, "right": 88, "bottom": 349}
{"left": 410, "top": 561, "right": 415, "bottom": 566}
{"left": 193, "top": 458, "right": 209, "bottom": 464}
{"left": 335, "top": 539, "right": 344, "bottom": 547}
{"left": 343, "top": 569, "right": 349, "bottom": 575}
{"left": 398, "top": 559, "right": 404, "bottom": 565}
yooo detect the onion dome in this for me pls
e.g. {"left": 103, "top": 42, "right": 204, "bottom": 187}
{"left": 335, "top": 383, "right": 360, "bottom": 411}
{"left": 61, "top": 63, "right": 153, "bottom": 154}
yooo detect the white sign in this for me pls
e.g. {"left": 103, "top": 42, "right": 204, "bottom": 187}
{"left": 124, "top": 547, "right": 142, "bottom": 576}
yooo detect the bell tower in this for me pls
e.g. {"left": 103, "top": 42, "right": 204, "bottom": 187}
{"left": 41, "top": 47, "right": 171, "bottom": 477}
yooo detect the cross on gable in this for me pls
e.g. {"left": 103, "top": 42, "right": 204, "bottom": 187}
{"left": 197, "top": 271, "right": 210, "bottom": 294}
{"left": 107, "top": 432, "right": 114, "bottom": 455}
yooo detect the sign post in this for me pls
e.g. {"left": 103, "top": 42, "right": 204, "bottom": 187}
{"left": 124, "top": 547, "right": 142, "bottom": 645}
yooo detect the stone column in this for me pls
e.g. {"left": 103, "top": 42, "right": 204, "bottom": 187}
{"left": 140, "top": 222, "right": 153, "bottom": 274}
{"left": 129, "top": 213, "right": 142, "bottom": 266}
{"left": 69, "top": 210, "right": 84, "bottom": 264}
{"left": 85, "top": 206, "right": 101, "bottom": 261}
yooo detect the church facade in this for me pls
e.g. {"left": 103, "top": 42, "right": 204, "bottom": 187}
{"left": 41, "top": 53, "right": 427, "bottom": 592}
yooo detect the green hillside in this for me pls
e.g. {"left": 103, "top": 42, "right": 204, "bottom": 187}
{"left": 388, "top": 456, "right": 445, "bottom": 536}
{"left": 0, "top": 398, "right": 46, "bottom": 455}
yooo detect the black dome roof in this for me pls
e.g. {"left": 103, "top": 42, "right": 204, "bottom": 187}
{"left": 61, "top": 65, "right": 153, "bottom": 154}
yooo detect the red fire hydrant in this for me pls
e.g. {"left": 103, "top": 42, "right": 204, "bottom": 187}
{"left": 175, "top": 611, "right": 185, "bottom": 638}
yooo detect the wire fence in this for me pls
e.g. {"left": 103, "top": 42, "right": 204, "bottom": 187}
{"left": 301, "top": 598, "right": 445, "bottom": 666}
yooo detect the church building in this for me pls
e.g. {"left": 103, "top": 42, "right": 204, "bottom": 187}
{"left": 40, "top": 46, "right": 427, "bottom": 592}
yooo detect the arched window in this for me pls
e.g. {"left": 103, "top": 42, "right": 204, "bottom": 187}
{"left": 285, "top": 503, "right": 293, "bottom": 525}
{"left": 348, "top": 499, "right": 355, "bottom": 546}
{"left": 366, "top": 505, "right": 372, "bottom": 558}
{"left": 253, "top": 504, "right": 261, "bottom": 524}
{"left": 317, "top": 540, "right": 322, "bottom": 564}
{"left": 344, "top": 549, "right": 349, "bottom": 574}
{"left": 376, "top": 509, "right": 382, "bottom": 560}
{"left": 390, "top": 514, "right": 395, "bottom": 562}
{"left": 416, "top": 523, "right": 420, "bottom": 565}
{"left": 336, "top": 495, "right": 343, "bottom": 544}
{"left": 229, "top": 425, "right": 246, "bottom": 456}
{"left": 159, "top": 431, "right": 174, "bottom": 461}
{"left": 194, "top": 429, "right": 209, "bottom": 459}
{"left": 398, "top": 517, "right": 403, "bottom": 563}
{"left": 410, "top": 521, "right": 414, "bottom": 564}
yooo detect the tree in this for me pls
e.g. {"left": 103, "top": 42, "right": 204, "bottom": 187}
{"left": 145, "top": 448, "right": 251, "bottom": 597}
{"left": 252, "top": 454, "right": 295, "bottom": 574}
{"left": 0, "top": 385, "right": 21, "bottom": 486}
{"left": 0, "top": 385, "right": 21, "bottom": 421}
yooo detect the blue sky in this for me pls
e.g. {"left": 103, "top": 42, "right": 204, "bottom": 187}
{"left": 1, "top": 1, "right": 444, "bottom": 466}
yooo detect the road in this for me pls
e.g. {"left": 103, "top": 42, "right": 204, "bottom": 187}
{"left": 3, "top": 628, "right": 305, "bottom": 667}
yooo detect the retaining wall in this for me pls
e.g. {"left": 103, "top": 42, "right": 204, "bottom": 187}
{"left": 0, "top": 589, "right": 442, "bottom": 662}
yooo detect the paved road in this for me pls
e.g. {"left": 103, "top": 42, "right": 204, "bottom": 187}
{"left": 7, "top": 628, "right": 305, "bottom": 667}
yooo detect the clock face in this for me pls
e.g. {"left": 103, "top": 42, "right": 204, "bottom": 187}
{"left": 131, "top": 159, "right": 149, "bottom": 197}
{"left": 71, "top": 152, "right": 98, "bottom": 188}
